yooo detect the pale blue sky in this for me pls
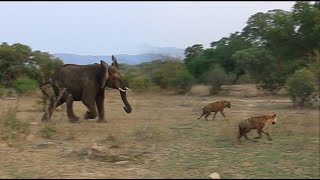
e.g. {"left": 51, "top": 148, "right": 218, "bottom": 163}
{"left": 0, "top": 1, "right": 296, "bottom": 55}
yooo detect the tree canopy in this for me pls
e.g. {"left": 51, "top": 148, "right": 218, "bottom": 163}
{"left": 0, "top": 42, "right": 63, "bottom": 88}
{"left": 183, "top": 1, "right": 320, "bottom": 93}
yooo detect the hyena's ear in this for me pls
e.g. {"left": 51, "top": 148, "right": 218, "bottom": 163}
{"left": 273, "top": 113, "right": 277, "bottom": 118}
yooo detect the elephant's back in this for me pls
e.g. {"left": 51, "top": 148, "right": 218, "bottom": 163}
{"left": 52, "top": 64, "right": 99, "bottom": 100}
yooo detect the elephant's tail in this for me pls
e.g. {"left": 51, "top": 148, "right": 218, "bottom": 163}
{"left": 39, "top": 79, "right": 52, "bottom": 98}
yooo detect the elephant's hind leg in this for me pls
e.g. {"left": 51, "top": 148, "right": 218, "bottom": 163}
{"left": 82, "top": 99, "right": 98, "bottom": 120}
{"left": 66, "top": 94, "right": 80, "bottom": 123}
{"left": 42, "top": 95, "right": 55, "bottom": 122}
{"left": 42, "top": 94, "right": 66, "bottom": 122}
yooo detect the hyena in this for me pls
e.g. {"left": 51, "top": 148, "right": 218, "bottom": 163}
{"left": 237, "top": 113, "right": 277, "bottom": 143}
{"left": 197, "top": 100, "right": 231, "bottom": 120}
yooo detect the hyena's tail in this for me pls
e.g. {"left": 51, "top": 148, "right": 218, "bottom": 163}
{"left": 197, "top": 108, "right": 206, "bottom": 120}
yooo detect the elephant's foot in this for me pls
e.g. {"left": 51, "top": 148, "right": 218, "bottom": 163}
{"left": 69, "top": 116, "right": 80, "bottom": 123}
{"left": 85, "top": 111, "right": 96, "bottom": 119}
{"left": 41, "top": 113, "right": 51, "bottom": 122}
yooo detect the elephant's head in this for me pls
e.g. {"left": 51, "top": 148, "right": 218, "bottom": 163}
{"left": 106, "top": 55, "right": 132, "bottom": 113}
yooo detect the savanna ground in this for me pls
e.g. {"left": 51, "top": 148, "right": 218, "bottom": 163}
{"left": 0, "top": 84, "right": 319, "bottom": 179}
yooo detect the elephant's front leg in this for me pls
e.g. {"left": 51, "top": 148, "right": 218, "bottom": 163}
{"left": 96, "top": 92, "right": 106, "bottom": 123}
{"left": 66, "top": 94, "right": 80, "bottom": 123}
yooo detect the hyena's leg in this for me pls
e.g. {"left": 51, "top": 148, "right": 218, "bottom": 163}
{"left": 237, "top": 126, "right": 244, "bottom": 143}
{"left": 212, "top": 112, "right": 217, "bottom": 120}
{"left": 241, "top": 126, "right": 250, "bottom": 140}
{"left": 261, "top": 129, "right": 272, "bottom": 141}
{"left": 220, "top": 110, "right": 226, "bottom": 118}
{"left": 197, "top": 111, "right": 206, "bottom": 120}
{"left": 254, "top": 129, "right": 263, "bottom": 139}
{"left": 205, "top": 112, "right": 211, "bottom": 121}
{"left": 243, "top": 133, "right": 249, "bottom": 140}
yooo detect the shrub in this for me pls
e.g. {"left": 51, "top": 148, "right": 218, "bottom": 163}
{"left": 129, "top": 76, "right": 152, "bottom": 92}
{"left": 285, "top": 68, "right": 317, "bottom": 107}
{"left": 205, "top": 64, "right": 228, "bottom": 95}
{"left": 13, "top": 76, "right": 38, "bottom": 95}
{"left": 149, "top": 59, "right": 195, "bottom": 94}
{"left": 169, "top": 70, "right": 195, "bottom": 94}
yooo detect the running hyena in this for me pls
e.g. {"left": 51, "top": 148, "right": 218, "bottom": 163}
{"left": 197, "top": 100, "right": 231, "bottom": 120}
{"left": 237, "top": 113, "right": 277, "bottom": 143}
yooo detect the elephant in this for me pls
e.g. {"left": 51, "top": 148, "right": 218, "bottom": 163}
{"left": 40, "top": 55, "right": 132, "bottom": 123}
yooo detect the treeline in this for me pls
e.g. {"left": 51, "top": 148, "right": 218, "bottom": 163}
{"left": 184, "top": 1, "right": 319, "bottom": 92}
{"left": 123, "top": 1, "right": 320, "bottom": 107}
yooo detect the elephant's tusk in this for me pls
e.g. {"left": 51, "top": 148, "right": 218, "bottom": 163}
{"left": 125, "top": 87, "right": 131, "bottom": 91}
{"left": 118, "top": 88, "right": 126, "bottom": 92}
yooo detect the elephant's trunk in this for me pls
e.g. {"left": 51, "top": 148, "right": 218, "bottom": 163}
{"left": 120, "top": 90, "right": 132, "bottom": 113}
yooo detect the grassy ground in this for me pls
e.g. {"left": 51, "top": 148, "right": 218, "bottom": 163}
{"left": 0, "top": 84, "right": 319, "bottom": 179}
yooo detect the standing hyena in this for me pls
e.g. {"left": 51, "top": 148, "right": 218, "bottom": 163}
{"left": 197, "top": 100, "right": 231, "bottom": 120}
{"left": 237, "top": 113, "right": 277, "bottom": 143}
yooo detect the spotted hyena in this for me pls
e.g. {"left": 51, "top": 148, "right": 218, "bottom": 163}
{"left": 237, "top": 113, "right": 277, "bottom": 143}
{"left": 197, "top": 100, "right": 231, "bottom": 120}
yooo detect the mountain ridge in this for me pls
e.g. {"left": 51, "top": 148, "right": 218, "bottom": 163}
{"left": 53, "top": 46, "right": 185, "bottom": 65}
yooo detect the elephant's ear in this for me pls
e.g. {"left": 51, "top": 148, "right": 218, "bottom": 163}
{"left": 112, "top": 55, "right": 119, "bottom": 70}
{"left": 100, "top": 60, "right": 109, "bottom": 88}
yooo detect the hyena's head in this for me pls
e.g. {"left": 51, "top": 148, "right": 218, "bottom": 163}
{"left": 224, "top": 100, "right": 231, "bottom": 108}
{"left": 271, "top": 113, "right": 277, "bottom": 125}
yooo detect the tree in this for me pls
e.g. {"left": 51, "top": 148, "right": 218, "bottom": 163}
{"left": 183, "top": 33, "right": 252, "bottom": 83}
{"left": 292, "top": 1, "right": 320, "bottom": 55}
{"left": 232, "top": 47, "right": 287, "bottom": 93}
{"left": 26, "top": 50, "right": 63, "bottom": 84}
{"left": 183, "top": 44, "right": 204, "bottom": 79}
{"left": 0, "top": 42, "right": 63, "bottom": 90}
{"left": 0, "top": 43, "right": 32, "bottom": 86}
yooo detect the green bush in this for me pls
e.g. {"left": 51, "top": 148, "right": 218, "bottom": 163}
{"left": 169, "top": 70, "right": 195, "bottom": 94}
{"left": 149, "top": 59, "right": 195, "bottom": 94}
{"left": 130, "top": 76, "right": 152, "bottom": 92}
{"left": 285, "top": 68, "right": 317, "bottom": 107}
{"left": 13, "top": 76, "right": 38, "bottom": 95}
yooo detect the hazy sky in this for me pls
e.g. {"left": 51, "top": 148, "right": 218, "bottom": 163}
{"left": 0, "top": 1, "right": 296, "bottom": 55}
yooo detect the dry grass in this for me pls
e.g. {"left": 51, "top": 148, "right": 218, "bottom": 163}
{"left": 0, "top": 84, "right": 319, "bottom": 178}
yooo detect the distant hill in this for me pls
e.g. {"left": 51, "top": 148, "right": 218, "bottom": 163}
{"left": 53, "top": 53, "right": 163, "bottom": 65}
{"left": 140, "top": 45, "right": 185, "bottom": 58}
{"left": 53, "top": 46, "right": 185, "bottom": 65}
